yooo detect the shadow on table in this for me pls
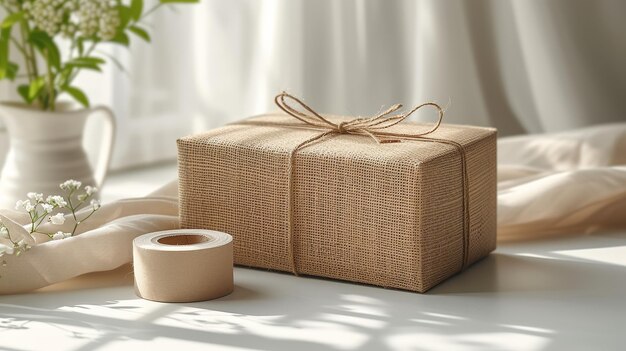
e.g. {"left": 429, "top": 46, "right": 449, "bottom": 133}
{"left": 0, "top": 230, "right": 624, "bottom": 350}
{"left": 433, "top": 229, "right": 626, "bottom": 294}
{"left": 432, "top": 250, "right": 625, "bottom": 294}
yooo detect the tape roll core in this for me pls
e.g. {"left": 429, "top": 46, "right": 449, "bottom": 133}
{"left": 156, "top": 234, "right": 210, "bottom": 245}
{"left": 133, "top": 229, "right": 233, "bottom": 303}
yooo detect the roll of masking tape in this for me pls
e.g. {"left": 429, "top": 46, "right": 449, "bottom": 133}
{"left": 133, "top": 229, "right": 233, "bottom": 303}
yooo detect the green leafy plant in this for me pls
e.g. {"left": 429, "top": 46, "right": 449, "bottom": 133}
{"left": 0, "top": 0, "right": 197, "bottom": 111}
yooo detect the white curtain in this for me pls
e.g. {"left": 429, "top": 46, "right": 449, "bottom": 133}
{"left": 180, "top": 0, "right": 626, "bottom": 133}
{"left": 3, "top": 0, "right": 626, "bottom": 169}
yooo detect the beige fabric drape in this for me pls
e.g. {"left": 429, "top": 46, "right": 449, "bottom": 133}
{"left": 0, "top": 122, "right": 624, "bottom": 294}
{"left": 0, "top": 189, "right": 180, "bottom": 294}
{"left": 497, "top": 123, "right": 626, "bottom": 240}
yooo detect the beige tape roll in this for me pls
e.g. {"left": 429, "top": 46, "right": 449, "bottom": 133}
{"left": 133, "top": 229, "right": 233, "bottom": 303}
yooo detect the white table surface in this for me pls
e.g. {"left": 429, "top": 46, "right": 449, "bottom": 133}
{"left": 0, "top": 164, "right": 624, "bottom": 351}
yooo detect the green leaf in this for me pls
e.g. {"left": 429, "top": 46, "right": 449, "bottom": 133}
{"left": 28, "top": 31, "right": 61, "bottom": 70}
{"left": 63, "top": 86, "right": 90, "bottom": 107}
{"left": 110, "top": 31, "right": 130, "bottom": 46}
{"left": 130, "top": 0, "right": 143, "bottom": 21}
{"left": 6, "top": 61, "right": 19, "bottom": 80}
{"left": 28, "top": 31, "right": 49, "bottom": 48}
{"left": 1, "top": 12, "right": 24, "bottom": 29}
{"left": 69, "top": 56, "right": 106, "bottom": 65}
{"left": 17, "top": 84, "right": 30, "bottom": 103}
{"left": 65, "top": 62, "right": 102, "bottom": 71}
{"left": 44, "top": 44, "right": 62, "bottom": 70}
{"left": 28, "top": 77, "right": 45, "bottom": 100}
{"left": 128, "top": 26, "right": 150, "bottom": 42}
{"left": 58, "top": 67, "right": 72, "bottom": 84}
{"left": 118, "top": 6, "right": 132, "bottom": 28}
{"left": 160, "top": 0, "right": 199, "bottom": 3}
{"left": 0, "top": 28, "right": 10, "bottom": 79}
{"left": 66, "top": 57, "right": 104, "bottom": 72}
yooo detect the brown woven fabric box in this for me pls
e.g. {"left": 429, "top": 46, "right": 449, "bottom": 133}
{"left": 178, "top": 109, "right": 497, "bottom": 292}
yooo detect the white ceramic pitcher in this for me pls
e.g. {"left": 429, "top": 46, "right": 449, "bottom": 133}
{"left": 0, "top": 102, "right": 116, "bottom": 209}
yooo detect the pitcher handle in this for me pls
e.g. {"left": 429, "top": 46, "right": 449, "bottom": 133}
{"left": 88, "top": 106, "right": 116, "bottom": 187}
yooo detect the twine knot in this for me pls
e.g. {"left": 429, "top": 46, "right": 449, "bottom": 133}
{"left": 274, "top": 92, "right": 444, "bottom": 144}
{"left": 336, "top": 121, "right": 349, "bottom": 134}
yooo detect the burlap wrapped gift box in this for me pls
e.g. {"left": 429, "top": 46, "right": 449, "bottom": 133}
{"left": 177, "top": 102, "right": 496, "bottom": 293}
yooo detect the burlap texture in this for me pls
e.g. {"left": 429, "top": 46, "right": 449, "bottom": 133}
{"left": 177, "top": 114, "right": 497, "bottom": 292}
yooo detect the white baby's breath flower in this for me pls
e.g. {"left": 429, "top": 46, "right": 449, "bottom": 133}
{"left": 15, "top": 199, "right": 31, "bottom": 211}
{"left": 63, "top": 1, "right": 76, "bottom": 11}
{"left": 15, "top": 200, "right": 24, "bottom": 211}
{"left": 42, "top": 203, "right": 54, "bottom": 213}
{"left": 15, "top": 198, "right": 34, "bottom": 212}
{"left": 98, "top": 8, "right": 119, "bottom": 40}
{"left": 16, "top": 240, "right": 30, "bottom": 253}
{"left": 84, "top": 186, "right": 97, "bottom": 196}
{"left": 73, "top": 0, "right": 119, "bottom": 40}
{"left": 27, "top": 192, "right": 44, "bottom": 202}
{"left": 52, "top": 232, "right": 65, "bottom": 240}
{"left": 0, "top": 243, "right": 14, "bottom": 256}
{"left": 90, "top": 199, "right": 101, "bottom": 210}
{"left": 50, "top": 213, "right": 66, "bottom": 225}
{"left": 0, "top": 226, "right": 9, "bottom": 239}
{"left": 27, "top": 0, "right": 65, "bottom": 36}
{"left": 47, "top": 195, "right": 67, "bottom": 208}
{"left": 60, "top": 179, "right": 82, "bottom": 191}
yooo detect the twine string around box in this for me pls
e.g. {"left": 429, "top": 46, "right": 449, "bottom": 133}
{"left": 272, "top": 92, "right": 470, "bottom": 276}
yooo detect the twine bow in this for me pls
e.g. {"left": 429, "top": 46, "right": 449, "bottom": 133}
{"left": 274, "top": 92, "right": 444, "bottom": 144}
{"left": 272, "top": 92, "right": 470, "bottom": 276}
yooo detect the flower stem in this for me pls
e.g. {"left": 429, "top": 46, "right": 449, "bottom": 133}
{"left": 18, "top": 23, "right": 34, "bottom": 83}
{"left": 68, "top": 194, "right": 78, "bottom": 223}
{"left": 34, "top": 212, "right": 48, "bottom": 230}
{"left": 45, "top": 49, "right": 55, "bottom": 111}
{"left": 28, "top": 212, "right": 35, "bottom": 233}
{"left": 71, "top": 208, "right": 96, "bottom": 236}
{"left": 70, "top": 222, "right": 79, "bottom": 236}
{"left": 66, "top": 41, "right": 96, "bottom": 86}
{"left": 19, "top": 21, "right": 44, "bottom": 107}
{"left": 10, "top": 37, "right": 27, "bottom": 58}
{"left": 31, "top": 231, "right": 55, "bottom": 239}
